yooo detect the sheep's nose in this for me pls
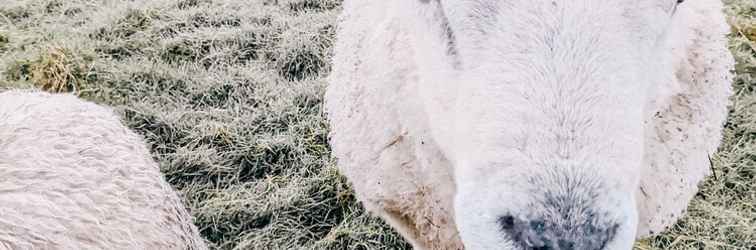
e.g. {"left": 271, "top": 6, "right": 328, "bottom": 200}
{"left": 498, "top": 215, "right": 619, "bottom": 250}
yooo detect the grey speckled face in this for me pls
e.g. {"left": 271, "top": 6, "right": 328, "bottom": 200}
{"left": 497, "top": 213, "right": 619, "bottom": 250}
{"left": 489, "top": 173, "right": 627, "bottom": 250}
{"left": 453, "top": 163, "right": 639, "bottom": 250}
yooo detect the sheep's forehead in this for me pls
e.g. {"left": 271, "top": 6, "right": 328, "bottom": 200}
{"left": 437, "top": 0, "right": 662, "bottom": 188}
{"left": 441, "top": 0, "right": 675, "bottom": 19}
{"left": 441, "top": 0, "right": 676, "bottom": 41}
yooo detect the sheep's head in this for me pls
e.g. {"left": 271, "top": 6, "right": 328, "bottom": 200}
{"left": 406, "top": 0, "right": 687, "bottom": 249}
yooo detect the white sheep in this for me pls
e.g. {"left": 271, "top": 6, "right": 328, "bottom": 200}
{"left": 325, "top": 0, "right": 733, "bottom": 249}
{"left": 0, "top": 91, "right": 207, "bottom": 250}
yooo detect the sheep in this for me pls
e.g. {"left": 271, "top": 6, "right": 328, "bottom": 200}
{"left": 325, "top": 0, "right": 733, "bottom": 249}
{"left": 0, "top": 91, "right": 208, "bottom": 250}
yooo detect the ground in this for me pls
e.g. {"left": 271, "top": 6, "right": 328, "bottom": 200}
{"left": 0, "top": 0, "right": 753, "bottom": 249}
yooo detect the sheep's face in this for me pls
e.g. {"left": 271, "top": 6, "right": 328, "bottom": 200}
{"left": 416, "top": 0, "right": 685, "bottom": 249}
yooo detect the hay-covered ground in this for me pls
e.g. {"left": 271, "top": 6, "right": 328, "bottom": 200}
{"left": 0, "top": 0, "right": 753, "bottom": 249}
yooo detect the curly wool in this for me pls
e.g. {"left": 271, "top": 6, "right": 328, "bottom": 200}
{"left": 0, "top": 91, "right": 207, "bottom": 250}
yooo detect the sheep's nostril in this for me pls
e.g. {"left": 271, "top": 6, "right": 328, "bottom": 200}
{"left": 558, "top": 239, "right": 575, "bottom": 249}
{"left": 498, "top": 215, "right": 516, "bottom": 230}
{"left": 497, "top": 214, "right": 618, "bottom": 250}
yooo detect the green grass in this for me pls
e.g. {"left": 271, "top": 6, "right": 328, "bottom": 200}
{"left": 0, "top": 0, "right": 753, "bottom": 249}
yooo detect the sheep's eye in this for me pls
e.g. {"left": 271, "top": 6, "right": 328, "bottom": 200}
{"left": 671, "top": 0, "right": 684, "bottom": 14}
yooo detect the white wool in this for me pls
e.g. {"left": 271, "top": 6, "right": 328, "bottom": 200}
{"left": 0, "top": 91, "right": 207, "bottom": 250}
{"left": 326, "top": 0, "right": 733, "bottom": 249}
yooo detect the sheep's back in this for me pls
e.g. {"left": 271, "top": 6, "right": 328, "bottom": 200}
{"left": 0, "top": 91, "right": 206, "bottom": 250}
